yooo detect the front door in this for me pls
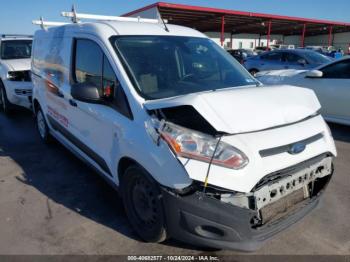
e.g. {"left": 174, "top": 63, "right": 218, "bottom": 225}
{"left": 62, "top": 37, "right": 132, "bottom": 179}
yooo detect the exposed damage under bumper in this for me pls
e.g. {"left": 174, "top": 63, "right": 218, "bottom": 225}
{"left": 161, "top": 153, "right": 334, "bottom": 251}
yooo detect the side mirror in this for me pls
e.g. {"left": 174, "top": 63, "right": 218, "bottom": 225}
{"left": 297, "top": 58, "right": 307, "bottom": 65}
{"left": 71, "top": 82, "right": 103, "bottom": 103}
{"left": 306, "top": 70, "right": 323, "bottom": 78}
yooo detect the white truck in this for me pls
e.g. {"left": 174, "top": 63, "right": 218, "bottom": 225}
{"left": 0, "top": 35, "right": 33, "bottom": 114}
{"left": 31, "top": 10, "right": 337, "bottom": 251}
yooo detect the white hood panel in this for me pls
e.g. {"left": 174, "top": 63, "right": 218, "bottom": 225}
{"left": 144, "top": 85, "right": 321, "bottom": 134}
{"left": 2, "top": 58, "right": 31, "bottom": 72}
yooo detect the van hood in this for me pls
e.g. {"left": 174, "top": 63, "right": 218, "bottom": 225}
{"left": 144, "top": 85, "right": 321, "bottom": 134}
{"left": 1, "top": 58, "right": 31, "bottom": 71}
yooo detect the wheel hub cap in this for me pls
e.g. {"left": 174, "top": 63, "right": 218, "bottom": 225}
{"left": 132, "top": 179, "right": 158, "bottom": 225}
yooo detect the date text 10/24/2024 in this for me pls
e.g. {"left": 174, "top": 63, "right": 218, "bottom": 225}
{"left": 127, "top": 256, "right": 219, "bottom": 261}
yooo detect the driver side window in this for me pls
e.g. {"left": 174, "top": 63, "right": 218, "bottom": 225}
{"left": 73, "top": 39, "right": 132, "bottom": 119}
{"left": 321, "top": 60, "right": 350, "bottom": 79}
{"left": 261, "top": 52, "right": 282, "bottom": 61}
{"left": 74, "top": 39, "right": 103, "bottom": 89}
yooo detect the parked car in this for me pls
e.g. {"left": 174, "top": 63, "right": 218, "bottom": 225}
{"left": 244, "top": 49, "right": 333, "bottom": 76}
{"left": 303, "top": 45, "right": 331, "bottom": 56}
{"left": 0, "top": 34, "right": 33, "bottom": 114}
{"left": 256, "top": 56, "right": 350, "bottom": 126}
{"left": 31, "top": 11, "right": 336, "bottom": 251}
{"left": 227, "top": 49, "right": 257, "bottom": 64}
{"left": 271, "top": 44, "right": 295, "bottom": 50}
{"left": 254, "top": 46, "right": 271, "bottom": 54}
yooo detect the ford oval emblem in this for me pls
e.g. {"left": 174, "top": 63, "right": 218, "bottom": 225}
{"left": 288, "top": 142, "right": 306, "bottom": 155}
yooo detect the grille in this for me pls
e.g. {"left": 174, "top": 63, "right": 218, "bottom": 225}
{"left": 14, "top": 89, "right": 32, "bottom": 95}
{"left": 253, "top": 153, "right": 330, "bottom": 191}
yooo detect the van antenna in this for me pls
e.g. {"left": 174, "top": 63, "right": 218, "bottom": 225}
{"left": 202, "top": 135, "right": 223, "bottom": 195}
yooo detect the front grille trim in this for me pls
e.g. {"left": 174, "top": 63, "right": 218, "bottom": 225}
{"left": 259, "top": 133, "right": 323, "bottom": 158}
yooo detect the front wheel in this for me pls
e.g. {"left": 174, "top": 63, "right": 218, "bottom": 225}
{"left": 122, "top": 165, "right": 168, "bottom": 243}
{"left": 0, "top": 84, "right": 12, "bottom": 115}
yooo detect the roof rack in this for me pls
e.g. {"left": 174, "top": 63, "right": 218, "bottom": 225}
{"left": 1, "top": 34, "right": 33, "bottom": 39}
{"left": 61, "top": 5, "right": 160, "bottom": 24}
{"left": 33, "top": 5, "right": 165, "bottom": 30}
{"left": 32, "top": 17, "right": 69, "bottom": 29}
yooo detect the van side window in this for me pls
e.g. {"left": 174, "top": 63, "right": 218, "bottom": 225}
{"left": 75, "top": 39, "right": 103, "bottom": 88}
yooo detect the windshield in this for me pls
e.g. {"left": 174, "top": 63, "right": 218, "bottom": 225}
{"left": 303, "top": 51, "right": 332, "bottom": 64}
{"left": 112, "top": 36, "right": 257, "bottom": 100}
{"left": 1, "top": 40, "right": 32, "bottom": 60}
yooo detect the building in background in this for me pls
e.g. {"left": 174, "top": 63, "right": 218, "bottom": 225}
{"left": 122, "top": 2, "right": 350, "bottom": 52}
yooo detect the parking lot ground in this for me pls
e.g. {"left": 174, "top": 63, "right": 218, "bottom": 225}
{"left": 0, "top": 109, "right": 350, "bottom": 255}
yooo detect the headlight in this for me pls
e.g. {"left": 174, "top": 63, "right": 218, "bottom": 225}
{"left": 7, "top": 71, "right": 31, "bottom": 81}
{"left": 160, "top": 122, "right": 249, "bottom": 169}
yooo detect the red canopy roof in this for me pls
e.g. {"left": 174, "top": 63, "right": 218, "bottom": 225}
{"left": 123, "top": 2, "right": 350, "bottom": 36}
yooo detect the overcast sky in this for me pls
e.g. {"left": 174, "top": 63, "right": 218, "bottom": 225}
{"left": 0, "top": 0, "right": 349, "bottom": 34}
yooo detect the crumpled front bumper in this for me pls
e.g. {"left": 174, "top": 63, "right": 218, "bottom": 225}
{"left": 161, "top": 155, "right": 333, "bottom": 251}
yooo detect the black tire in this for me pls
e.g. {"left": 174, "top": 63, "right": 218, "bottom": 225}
{"left": 36, "top": 106, "right": 51, "bottom": 143}
{"left": 0, "top": 83, "right": 12, "bottom": 115}
{"left": 122, "top": 165, "right": 168, "bottom": 243}
{"left": 249, "top": 69, "right": 259, "bottom": 77}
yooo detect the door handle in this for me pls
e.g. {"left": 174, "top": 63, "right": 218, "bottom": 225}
{"left": 69, "top": 99, "right": 77, "bottom": 107}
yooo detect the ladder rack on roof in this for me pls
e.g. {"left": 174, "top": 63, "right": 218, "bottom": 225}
{"left": 61, "top": 5, "right": 161, "bottom": 24}
{"left": 1, "top": 34, "right": 33, "bottom": 39}
{"left": 32, "top": 17, "right": 69, "bottom": 29}
{"left": 61, "top": 12, "right": 160, "bottom": 24}
{"left": 33, "top": 5, "right": 167, "bottom": 30}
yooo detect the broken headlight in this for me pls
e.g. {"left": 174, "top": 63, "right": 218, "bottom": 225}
{"left": 160, "top": 122, "right": 249, "bottom": 170}
{"left": 7, "top": 71, "right": 31, "bottom": 82}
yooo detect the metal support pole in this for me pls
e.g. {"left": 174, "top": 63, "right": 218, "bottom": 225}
{"left": 301, "top": 23, "right": 306, "bottom": 47}
{"left": 230, "top": 32, "right": 233, "bottom": 49}
{"left": 267, "top": 21, "right": 272, "bottom": 50}
{"left": 220, "top": 15, "right": 225, "bottom": 47}
{"left": 328, "top": 26, "right": 333, "bottom": 47}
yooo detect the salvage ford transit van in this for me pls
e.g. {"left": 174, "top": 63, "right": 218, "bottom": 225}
{"left": 31, "top": 11, "right": 337, "bottom": 251}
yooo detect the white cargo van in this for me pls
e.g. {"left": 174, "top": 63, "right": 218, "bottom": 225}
{"left": 31, "top": 11, "right": 337, "bottom": 251}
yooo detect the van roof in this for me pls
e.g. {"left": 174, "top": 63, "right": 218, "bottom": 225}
{"left": 35, "top": 20, "right": 206, "bottom": 39}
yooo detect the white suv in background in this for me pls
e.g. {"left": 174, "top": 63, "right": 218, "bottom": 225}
{"left": 0, "top": 35, "right": 33, "bottom": 114}
{"left": 31, "top": 11, "right": 337, "bottom": 251}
